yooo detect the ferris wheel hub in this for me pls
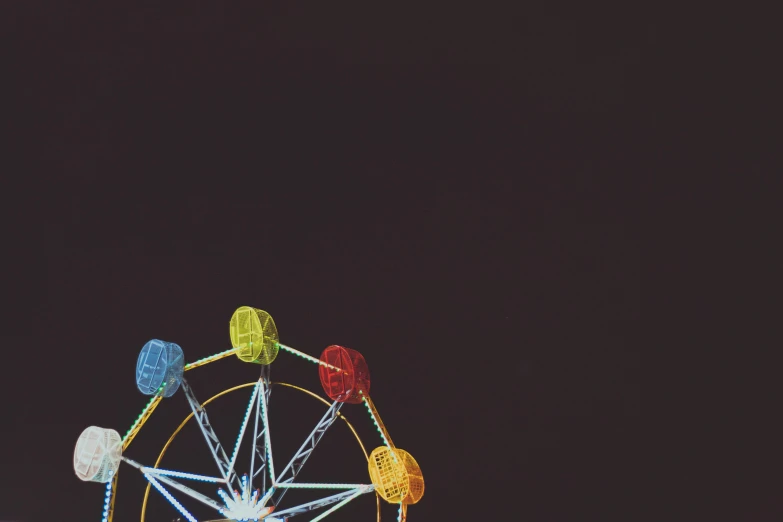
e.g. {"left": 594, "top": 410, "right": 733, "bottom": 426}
{"left": 217, "top": 473, "right": 276, "bottom": 521}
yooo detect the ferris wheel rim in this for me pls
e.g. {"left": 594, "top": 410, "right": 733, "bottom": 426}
{"left": 138, "top": 380, "right": 380, "bottom": 522}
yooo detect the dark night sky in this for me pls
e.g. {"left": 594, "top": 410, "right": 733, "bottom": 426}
{"left": 2, "top": 3, "right": 641, "bottom": 522}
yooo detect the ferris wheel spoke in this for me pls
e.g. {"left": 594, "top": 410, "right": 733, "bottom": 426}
{"left": 249, "top": 365, "right": 272, "bottom": 495}
{"left": 180, "top": 377, "right": 240, "bottom": 490}
{"left": 139, "top": 467, "right": 225, "bottom": 484}
{"left": 272, "top": 399, "right": 344, "bottom": 506}
{"left": 250, "top": 396, "right": 269, "bottom": 484}
{"left": 275, "top": 482, "right": 372, "bottom": 490}
{"left": 308, "top": 488, "right": 372, "bottom": 522}
{"left": 270, "top": 485, "right": 375, "bottom": 519}
{"left": 143, "top": 474, "right": 198, "bottom": 522}
{"left": 257, "top": 377, "right": 276, "bottom": 485}
{"left": 226, "top": 378, "right": 261, "bottom": 487}
{"left": 144, "top": 472, "right": 226, "bottom": 513}
{"left": 123, "top": 457, "right": 226, "bottom": 513}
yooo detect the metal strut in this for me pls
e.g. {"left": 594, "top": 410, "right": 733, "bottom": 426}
{"left": 180, "top": 377, "right": 240, "bottom": 490}
{"left": 250, "top": 364, "right": 273, "bottom": 496}
{"left": 123, "top": 457, "right": 226, "bottom": 513}
{"left": 271, "top": 485, "right": 375, "bottom": 519}
{"left": 272, "top": 399, "right": 345, "bottom": 506}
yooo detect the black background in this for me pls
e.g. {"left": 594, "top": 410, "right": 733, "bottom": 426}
{"left": 2, "top": 3, "right": 640, "bottom": 521}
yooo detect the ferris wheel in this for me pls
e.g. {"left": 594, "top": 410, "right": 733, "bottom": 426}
{"left": 73, "top": 306, "right": 425, "bottom": 522}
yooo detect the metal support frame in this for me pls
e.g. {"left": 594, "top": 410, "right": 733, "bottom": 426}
{"left": 250, "top": 363, "right": 273, "bottom": 496}
{"left": 145, "top": 474, "right": 198, "bottom": 522}
{"left": 145, "top": 473, "right": 226, "bottom": 513}
{"left": 258, "top": 374, "right": 276, "bottom": 487}
{"left": 227, "top": 379, "right": 261, "bottom": 484}
{"left": 309, "top": 488, "right": 371, "bottom": 522}
{"left": 180, "top": 377, "right": 240, "bottom": 490}
{"left": 272, "top": 399, "right": 345, "bottom": 506}
{"left": 271, "top": 485, "right": 375, "bottom": 519}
